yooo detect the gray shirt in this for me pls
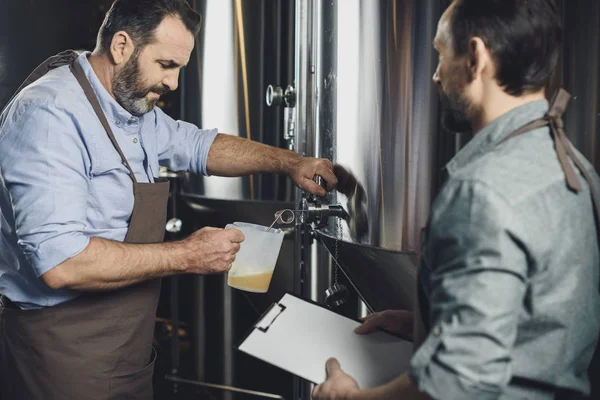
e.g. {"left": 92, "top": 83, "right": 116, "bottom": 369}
{"left": 409, "top": 100, "right": 600, "bottom": 399}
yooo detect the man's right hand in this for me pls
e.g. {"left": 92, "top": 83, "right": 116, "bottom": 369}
{"left": 354, "top": 310, "right": 414, "bottom": 341}
{"left": 182, "top": 227, "right": 245, "bottom": 274}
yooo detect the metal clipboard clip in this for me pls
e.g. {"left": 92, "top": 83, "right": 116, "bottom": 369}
{"left": 255, "top": 303, "right": 287, "bottom": 333}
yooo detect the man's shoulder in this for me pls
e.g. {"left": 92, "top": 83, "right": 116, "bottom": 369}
{"left": 450, "top": 129, "right": 566, "bottom": 207}
{"left": 8, "top": 65, "right": 83, "bottom": 113}
{"left": 28, "top": 65, "right": 82, "bottom": 102}
{"left": 0, "top": 66, "right": 87, "bottom": 137}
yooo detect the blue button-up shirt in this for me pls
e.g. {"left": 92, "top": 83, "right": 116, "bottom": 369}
{"left": 410, "top": 100, "right": 600, "bottom": 399}
{"left": 0, "top": 52, "right": 217, "bottom": 309}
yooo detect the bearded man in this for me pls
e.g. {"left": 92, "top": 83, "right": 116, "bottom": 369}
{"left": 0, "top": 1, "right": 337, "bottom": 399}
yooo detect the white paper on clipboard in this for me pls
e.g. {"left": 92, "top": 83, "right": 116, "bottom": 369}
{"left": 237, "top": 293, "right": 413, "bottom": 389}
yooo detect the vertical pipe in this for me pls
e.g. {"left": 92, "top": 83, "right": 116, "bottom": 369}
{"left": 312, "top": 0, "right": 337, "bottom": 306}
{"left": 272, "top": 0, "right": 283, "bottom": 199}
{"left": 192, "top": 276, "right": 206, "bottom": 381}
{"left": 222, "top": 279, "right": 234, "bottom": 400}
{"left": 234, "top": 0, "right": 255, "bottom": 200}
{"left": 169, "top": 276, "right": 180, "bottom": 373}
{"left": 284, "top": 0, "right": 297, "bottom": 202}
{"left": 293, "top": 0, "right": 313, "bottom": 301}
{"left": 257, "top": 0, "right": 266, "bottom": 199}
{"left": 295, "top": 0, "right": 313, "bottom": 160}
{"left": 294, "top": 2, "right": 316, "bottom": 398}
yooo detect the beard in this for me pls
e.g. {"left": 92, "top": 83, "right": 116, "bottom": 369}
{"left": 438, "top": 87, "right": 473, "bottom": 135}
{"left": 113, "top": 53, "right": 169, "bottom": 116}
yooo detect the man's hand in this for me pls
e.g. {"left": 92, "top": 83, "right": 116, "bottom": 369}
{"left": 354, "top": 310, "right": 414, "bottom": 341}
{"left": 288, "top": 157, "right": 338, "bottom": 197}
{"left": 312, "top": 358, "right": 360, "bottom": 400}
{"left": 181, "top": 227, "right": 245, "bottom": 274}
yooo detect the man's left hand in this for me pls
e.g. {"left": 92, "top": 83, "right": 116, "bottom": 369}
{"left": 312, "top": 358, "right": 360, "bottom": 400}
{"left": 289, "top": 157, "right": 338, "bottom": 197}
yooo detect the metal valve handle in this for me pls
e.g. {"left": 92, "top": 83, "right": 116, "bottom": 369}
{"left": 265, "top": 85, "right": 284, "bottom": 106}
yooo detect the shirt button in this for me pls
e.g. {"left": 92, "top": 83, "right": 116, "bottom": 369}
{"left": 433, "top": 326, "right": 442, "bottom": 336}
{"left": 129, "top": 118, "right": 138, "bottom": 124}
{"left": 115, "top": 120, "right": 121, "bottom": 125}
{"left": 133, "top": 138, "right": 139, "bottom": 144}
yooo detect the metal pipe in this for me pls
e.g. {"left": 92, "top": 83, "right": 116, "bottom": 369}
{"left": 192, "top": 276, "right": 206, "bottom": 381}
{"left": 234, "top": 0, "right": 255, "bottom": 199}
{"left": 293, "top": 3, "right": 315, "bottom": 398}
{"left": 222, "top": 279, "right": 234, "bottom": 400}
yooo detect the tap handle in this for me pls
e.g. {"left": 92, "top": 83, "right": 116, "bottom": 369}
{"left": 266, "top": 85, "right": 284, "bottom": 106}
{"left": 310, "top": 175, "right": 328, "bottom": 205}
{"left": 313, "top": 175, "right": 328, "bottom": 191}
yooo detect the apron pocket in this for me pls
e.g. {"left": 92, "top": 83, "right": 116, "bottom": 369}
{"left": 109, "top": 347, "right": 157, "bottom": 400}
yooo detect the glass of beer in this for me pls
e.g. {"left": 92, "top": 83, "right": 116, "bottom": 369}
{"left": 225, "top": 222, "right": 285, "bottom": 293}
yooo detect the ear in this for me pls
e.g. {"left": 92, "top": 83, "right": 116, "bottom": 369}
{"left": 109, "top": 31, "right": 135, "bottom": 66}
{"left": 466, "top": 36, "right": 491, "bottom": 82}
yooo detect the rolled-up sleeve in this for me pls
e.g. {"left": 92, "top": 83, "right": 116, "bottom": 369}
{"left": 154, "top": 107, "right": 218, "bottom": 175}
{"left": 0, "top": 101, "right": 91, "bottom": 277}
{"left": 410, "top": 179, "right": 529, "bottom": 400}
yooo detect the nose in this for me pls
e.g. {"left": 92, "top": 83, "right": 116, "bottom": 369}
{"left": 162, "top": 70, "right": 179, "bottom": 92}
{"left": 432, "top": 64, "right": 441, "bottom": 87}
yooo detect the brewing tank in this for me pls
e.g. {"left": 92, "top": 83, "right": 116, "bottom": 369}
{"left": 293, "top": 0, "right": 452, "bottom": 313}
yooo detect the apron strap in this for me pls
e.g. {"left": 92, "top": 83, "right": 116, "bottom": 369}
{"left": 500, "top": 89, "right": 600, "bottom": 239}
{"left": 546, "top": 89, "right": 583, "bottom": 193}
{"left": 545, "top": 90, "right": 600, "bottom": 233}
{"left": 69, "top": 60, "right": 138, "bottom": 184}
{"left": 499, "top": 119, "right": 549, "bottom": 142}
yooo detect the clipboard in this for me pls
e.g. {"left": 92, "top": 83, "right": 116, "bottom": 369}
{"left": 237, "top": 293, "right": 413, "bottom": 389}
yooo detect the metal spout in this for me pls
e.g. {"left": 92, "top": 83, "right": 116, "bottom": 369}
{"left": 301, "top": 200, "right": 348, "bottom": 230}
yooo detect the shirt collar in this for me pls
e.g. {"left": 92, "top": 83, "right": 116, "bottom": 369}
{"left": 445, "top": 99, "right": 549, "bottom": 175}
{"left": 75, "top": 52, "right": 145, "bottom": 127}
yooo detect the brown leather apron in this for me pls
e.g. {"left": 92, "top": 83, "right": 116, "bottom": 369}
{"left": 413, "top": 90, "right": 600, "bottom": 396}
{"left": 0, "top": 50, "right": 170, "bottom": 400}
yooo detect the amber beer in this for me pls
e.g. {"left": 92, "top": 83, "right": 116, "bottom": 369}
{"left": 227, "top": 270, "right": 274, "bottom": 293}
{"left": 225, "top": 222, "right": 285, "bottom": 293}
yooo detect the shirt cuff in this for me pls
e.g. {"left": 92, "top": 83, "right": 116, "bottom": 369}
{"left": 409, "top": 327, "right": 503, "bottom": 400}
{"left": 21, "top": 232, "right": 90, "bottom": 277}
{"left": 196, "top": 128, "right": 219, "bottom": 176}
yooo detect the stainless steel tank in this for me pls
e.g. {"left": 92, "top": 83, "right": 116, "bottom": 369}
{"left": 293, "top": 0, "right": 451, "bottom": 315}
{"left": 313, "top": 0, "right": 447, "bottom": 252}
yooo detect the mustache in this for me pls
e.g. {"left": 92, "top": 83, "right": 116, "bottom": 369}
{"left": 147, "top": 85, "right": 170, "bottom": 96}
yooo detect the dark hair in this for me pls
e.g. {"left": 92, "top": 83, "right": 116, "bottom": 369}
{"left": 96, "top": 0, "right": 201, "bottom": 53}
{"left": 450, "top": 0, "right": 562, "bottom": 96}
